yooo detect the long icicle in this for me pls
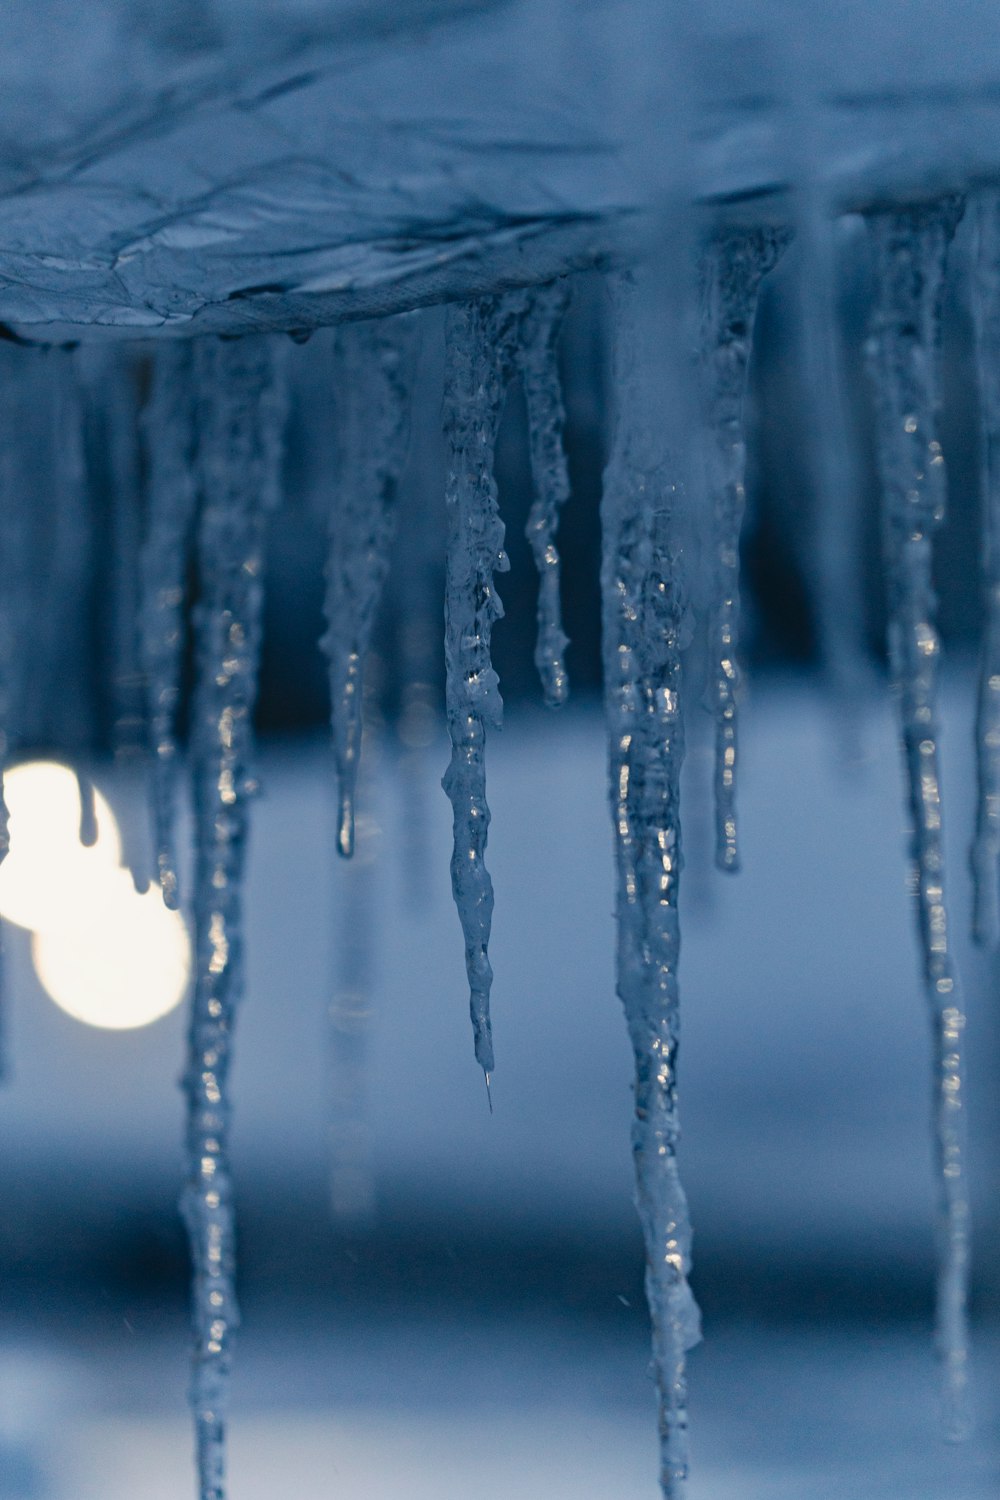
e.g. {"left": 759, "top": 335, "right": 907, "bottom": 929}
{"left": 865, "top": 198, "right": 971, "bottom": 1439}
{"left": 140, "top": 342, "right": 199, "bottom": 909}
{"left": 970, "top": 191, "right": 1000, "bottom": 946}
{"left": 699, "top": 225, "right": 788, "bottom": 872}
{"left": 520, "top": 280, "right": 573, "bottom": 707}
{"left": 322, "top": 317, "right": 416, "bottom": 859}
{"left": 441, "top": 296, "right": 522, "bottom": 1080}
{"left": 181, "top": 334, "right": 284, "bottom": 1500}
{"left": 602, "top": 270, "right": 701, "bottom": 1498}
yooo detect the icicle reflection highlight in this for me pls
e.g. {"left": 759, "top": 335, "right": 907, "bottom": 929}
{"left": 866, "top": 197, "right": 971, "bottom": 1439}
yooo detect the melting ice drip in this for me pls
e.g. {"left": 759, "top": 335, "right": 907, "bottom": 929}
{"left": 0, "top": 194, "right": 992, "bottom": 1498}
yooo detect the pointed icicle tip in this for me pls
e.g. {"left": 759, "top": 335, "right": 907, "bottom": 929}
{"left": 337, "top": 795, "right": 355, "bottom": 859}
{"left": 484, "top": 1071, "right": 493, "bottom": 1115}
{"left": 77, "top": 772, "right": 98, "bottom": 848}
{"left": 159, "top": 862, "right": 181, "bottom": 912}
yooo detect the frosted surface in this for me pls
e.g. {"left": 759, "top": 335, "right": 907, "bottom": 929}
{"left": 4, "top": 2, "right": 1000, "bottom": 339}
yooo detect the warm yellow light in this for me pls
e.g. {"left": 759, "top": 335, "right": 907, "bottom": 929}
{"left": 0, "top": 759, "right": 190, "bottom": 1030}
{"left": 0, "top": 761, "right": 121, "bottom": 931}
{"left": 31, "top": 869, "right": 190, "bottom": 1030}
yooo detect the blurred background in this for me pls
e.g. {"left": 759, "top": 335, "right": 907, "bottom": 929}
{"left": 0, "top": 136, "right": 999, "bottom": 1500}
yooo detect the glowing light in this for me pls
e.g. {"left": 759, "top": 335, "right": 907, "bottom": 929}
{"left": 0, "top": 760, "right": 190, "bottom": 1030}
{"left": 31, "top": 868, "right": 190, "bottom": 1030}
{"left": 0, "top": 762, "right": 121, "bottom": 930}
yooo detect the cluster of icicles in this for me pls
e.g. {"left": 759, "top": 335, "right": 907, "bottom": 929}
{"left": 2, "top": 189, "right": 998, "bottom": 1499}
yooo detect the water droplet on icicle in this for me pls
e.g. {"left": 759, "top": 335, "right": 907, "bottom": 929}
{"left": 320, "top": 317, "right": 417, "bottom": 860}
{"left": 698, "top": 225, "right": 788, "bottom": 872}
{"left": 865, "top": 196, "right": 972, "bottom": 1440}
{"left": 139, "top": 342, "right": 199, "bottom": 911}
{"left": 602, "top": 268, "right": 701, "bottom": 1499}
{"left": 180, "top": 334, "right": 285, "bottom": 1500}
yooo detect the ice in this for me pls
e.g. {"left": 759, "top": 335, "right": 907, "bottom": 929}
{"left": 139, "top": 342, "right": 199, "bottom": 910}
{"left": 519, "top": 280, "right": 573, "bottom": 707}
{"left": 698, "top": 225, "right": 788, "bottom": 872}
{"left": 970, "top": 191, "right": 1000, "bottom": 947}
{"left": 795, "top": 207, "right": 872, "bottom": 737}
{"left": 321, "top": 316, "right": 417, "bottom": 859}
{"left": 601, "top": 270, "right": 701, "bottom": 1499}
{"left": 441, "top": 295, "right": 524, "bottom": 1078}
{"left": 179, "top": 334, "right": 285, "bottom": 1500}
{"left": 328, "top": 720, "right": 380, "bottom": 1227}
{"left": 76, "top": 772, "right": 98, "bottom": 848}
{"left": 865, "top": 197, "right": 971, "bottom": 1439}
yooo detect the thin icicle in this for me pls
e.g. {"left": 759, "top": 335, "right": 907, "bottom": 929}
{"left": 140, "top": 342, "right": 199, "bottom": 910}
{"left": 970, "top": 192, "right": 1000, "bottom": 947}
{"left": 520, "top": 280, "right": 573, "bottom": 706}
{"left": 441, "top": 296, "right": 522, "bottom": 1077}
{"left": 322, "top": 317, "right": 416, "bottom": 858}
{"left": 796, "top": 208, "right": 871, "bottom": 744}
{"left": 393, "top": 309, "right": 447, "bottom": 913}
{"left": 328, "top": 685, "right": 381, "bottom": 1227}
{"left": 699, "top": 225, "right": 787, "bottom": 872}
{"left": 865, "top": 197, "right": 971, "bottom": 1439}
{"left": 180, "top": 334, "right": 284, "bottom": 1500}
{"left": 602, "top": 271, "right": 701, "bottom": 1499}
{"left": 77, "top": 771, "right": 98, "bottom": 847}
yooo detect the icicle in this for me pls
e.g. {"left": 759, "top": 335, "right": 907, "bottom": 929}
{"left": 180, "top": 334, "right": 284, "bottom": 1500}
{"left": 76, "top": 771, "right": 98, "bottom": 847}
{"left": 520, "top": 281, "right": 573, "bottom": 706}
{"left": 601, "top": 270, "right": 701, "bottom": 1498}
{"left": 328, "top": 672, "right": 382, "bottom": 1227}
{"left": 392, "top": 309, "right": 447, "bottom": 913}
{"left": 699, "top": 225, "right": 788, "bottom": 872}
{"left": 441, "top": 295, "right": 525, "bottom": 1077}
{"left": 865, "top": 198, "right": 971, "bottom": 1439}
{"left": 321, "top": 317, "right": 416, "bottom": 859}
{"left": 970, "top": 192, "right": 1000, "bottom": 947}
{"left": 139, "top": 343, "right": 199, "bottom": 910}
{"left": 796, "top": 208, "right": 871, "bottom": 742}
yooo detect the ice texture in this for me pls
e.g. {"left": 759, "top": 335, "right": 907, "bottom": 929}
{"left": 179, "top": 334, "right": 285, "bottom": 1500}
{"left": 520, "top": 280, "right": 573, "bottom": 707}
{"left": 970, "top": 191, "right": 1000, "bottom": 947}
{"left": 865, "top": 197, "right": 971, "bottom": 1439}
{"left": 140, "top": 342, "right": 199, "bottom": 909}
{"left": 321, "top": 316, "right": 416, "bottom": 859}
{"left": 601, "top": 270, "right": 701, "bottom": 1499}
{"left": 440, "top": 295, "right": 524, "bottom": 1079}
{"left": 698, "top": 225, "right": 787, "bottom": 872}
